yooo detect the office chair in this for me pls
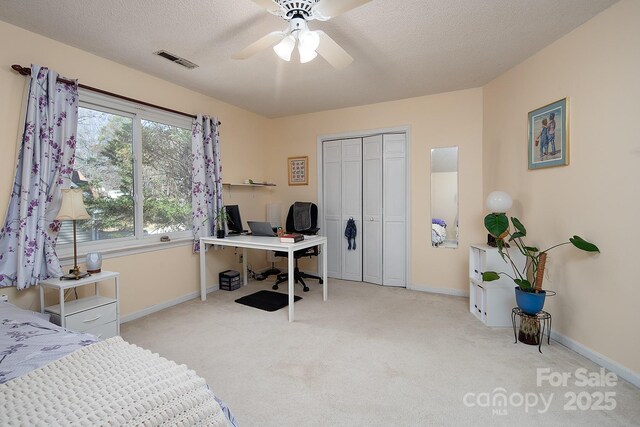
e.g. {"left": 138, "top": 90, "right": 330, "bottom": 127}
{"left": 273, "top": 202, "right": 323, "bottom": 292}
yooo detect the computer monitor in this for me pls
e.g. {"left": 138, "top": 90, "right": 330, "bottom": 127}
{"left": 225, "top": 205, "right": 244, "bottom": 234}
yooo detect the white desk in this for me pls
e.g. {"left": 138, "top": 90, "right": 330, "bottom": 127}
{"left": 199, "top": 235, "right": 328, "bottom": 322}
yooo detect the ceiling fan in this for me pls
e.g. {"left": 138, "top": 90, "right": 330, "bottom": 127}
{"left": 233, "top": 0, "right": 372, "bottom": 69}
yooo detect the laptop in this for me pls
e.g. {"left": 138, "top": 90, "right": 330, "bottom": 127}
{"left": 247, "top": 221, "right": 277, "bottom": 237}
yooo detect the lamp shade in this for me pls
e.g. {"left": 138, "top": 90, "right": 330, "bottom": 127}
{"left": 486, "top": 191, "right": 513, "bottom": 213}
{"left": 56, "top": 188, "right": 90, "bottom": 220}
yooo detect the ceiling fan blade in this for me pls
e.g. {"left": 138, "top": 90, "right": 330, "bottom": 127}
{"left": 314, "top": 0, "right": 372, "bottom": 19}
{"left": 250, "top": 0, "right": 279, "bottom": 12}
{"left": 316, "top": 31, "right": 353, "bottom": 70}
{"left": 233, "top": 31, "right": 286, "bottom": 59}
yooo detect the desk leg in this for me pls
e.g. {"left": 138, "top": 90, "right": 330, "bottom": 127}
{"left": 199, "top": 239, "right": 207, "bottom": 301}
{"left": 288, "top": 249, "right": 294, "bottom": 322}
{"left": 39, "top": 285, "right": 45, "bottom": 314}
{"left": 115, "top": 276, "right": 120, "bottom": 336}
{"left": 242, "top": 248, "right": 248, "bottom": 286}
{"left": 322, "top": 241, "right": 328, "bottom": 301}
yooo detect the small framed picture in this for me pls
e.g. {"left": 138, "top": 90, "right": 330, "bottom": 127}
{"left": 288, "top": 156, "right": 308, "bottom": 186}
{"left": 528, "top": 98, "right": 569, "bottom": 170}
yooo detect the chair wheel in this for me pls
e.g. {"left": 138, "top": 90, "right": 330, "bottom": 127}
{"left": 319, "top": 279, "right": 324, "bottom": 284}
{"left": 303, "top": 286, "right": 309, "bottom": 292}
{"left": 272, "top": 284, "right": 279, "bottom": 290}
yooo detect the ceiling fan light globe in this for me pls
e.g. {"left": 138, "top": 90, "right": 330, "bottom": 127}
{"left": 299, "top": 30, "right": 320, "bottom": 52}
{"left": 298, "top": 29, "right": 320, "bottom": 63}
{"left": 273, "top": 35, "right": 296, "bottom": 61}
{"left": 299, "top": 47, "right": 318, "bottom": 64}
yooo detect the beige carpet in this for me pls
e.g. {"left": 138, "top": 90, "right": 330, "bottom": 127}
{"left": 122, "top": 279, "right": 640, "bottom": 426}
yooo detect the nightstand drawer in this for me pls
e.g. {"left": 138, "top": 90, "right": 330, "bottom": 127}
{"left": 66, "top": 302, "right": 117, "bottom": 332}
{"left": 85, "top": 321, "right": 118, "bottom": 340}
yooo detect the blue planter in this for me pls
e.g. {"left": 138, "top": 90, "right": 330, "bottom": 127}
{"left": 515, "top": 286, "right": 546, "bottom": 315}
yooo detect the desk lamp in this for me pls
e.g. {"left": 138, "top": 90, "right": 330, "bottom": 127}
{"left": 486, "top": 191, "right": 512, "bottom": 247}
{"left": 486, "top": 191, "right": 512, "bottom": 213}
{"left": 56, "top": 188, "right": 91, "bottom": 280}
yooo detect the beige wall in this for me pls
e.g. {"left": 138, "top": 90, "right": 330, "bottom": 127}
{"left": 483, "top": 0, "right": 640, "bottom": 373}
{"left": 266, "top": 88, "right": 485, "bottom": 292}
{"left": 0, "top": 21, "right": 271, "bottom": 314}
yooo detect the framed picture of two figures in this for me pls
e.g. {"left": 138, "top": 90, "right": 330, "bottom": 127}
{"left": 528, "top": 97, "right": 569, "bottom": 170}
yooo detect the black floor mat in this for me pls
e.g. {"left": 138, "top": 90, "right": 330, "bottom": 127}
{"left": 234, "top": 290, "right": 302, "bottom": 312}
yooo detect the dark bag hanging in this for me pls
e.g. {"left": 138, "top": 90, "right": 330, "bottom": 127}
{"left": 344, "top": 218, "right": 357, "bottom": 250}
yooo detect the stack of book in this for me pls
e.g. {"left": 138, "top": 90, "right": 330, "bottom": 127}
{"left": 279, "top": 233, "right": 304, "bottom": 243}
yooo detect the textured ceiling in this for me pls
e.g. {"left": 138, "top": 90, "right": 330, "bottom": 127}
{"left": 0, "top": 0, "right": 617, "bottom": 118}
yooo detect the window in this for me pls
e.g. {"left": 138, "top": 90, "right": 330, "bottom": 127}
{"left": 58, "top": 90, "right": 192, "bottom": 252}
{"left": 141, "top": 119, "right": 192, "bottom": 235}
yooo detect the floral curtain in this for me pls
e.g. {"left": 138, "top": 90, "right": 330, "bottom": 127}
{"left": 191, "top": 115, "right": 223, "bottom": 252}
{"left": 0, "top": 65, "right": 79, "bottom": 289}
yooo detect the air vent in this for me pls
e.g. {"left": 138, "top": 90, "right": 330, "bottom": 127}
{"left": 153, "top": 50, "right": 199, "bottom": 70}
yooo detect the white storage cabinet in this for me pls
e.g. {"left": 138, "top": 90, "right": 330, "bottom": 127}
{"left": 469, "top": 244, "right": 525, "bottom": 327}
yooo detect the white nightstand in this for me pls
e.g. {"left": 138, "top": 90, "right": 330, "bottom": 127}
{"left": 39, "top": 271, "right": 120, "bottom": 339}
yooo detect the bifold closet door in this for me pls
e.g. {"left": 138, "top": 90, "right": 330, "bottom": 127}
{"left": 340, "top": 138, "right": 363, "bottom": 281}
{"left": 382, "top": 134, "right": 406, "bottom": 287}
{"left": 362, "top": 135, "right": 383, "bottom": 285}
{"left": 323, "top": 140, "right": 342, "bottom": 279}
{"left": 322, "top": 134, "right": 406, "bottom": 286}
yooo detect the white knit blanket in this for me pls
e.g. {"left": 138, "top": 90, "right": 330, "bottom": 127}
{"left": 0, "top": 337, "right": 230, "bottom": 426}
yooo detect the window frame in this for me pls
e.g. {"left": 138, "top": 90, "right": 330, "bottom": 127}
{"left": 57, "top": 89, "right": 194, "bottom": 259}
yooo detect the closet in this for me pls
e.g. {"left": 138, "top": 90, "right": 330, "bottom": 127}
{"left": 321, "top": 133, "right": 407, "bottom": 287}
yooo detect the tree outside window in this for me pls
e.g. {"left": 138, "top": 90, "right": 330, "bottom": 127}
{"left": 58, "top": 104, "right": 191, "bottom": 246}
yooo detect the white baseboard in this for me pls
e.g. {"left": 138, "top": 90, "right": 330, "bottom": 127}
{"left": 120, "top": 285, "right": 218, "bottom": 324}
{"left": 550, "top": 330, "right": 640, "bottom": 389}
{"left": 409, "top": 283, "right": 468, "bottom": 297}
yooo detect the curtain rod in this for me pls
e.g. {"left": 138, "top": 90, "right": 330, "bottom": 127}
{"left": 11, "top": 64, "right": 221, "bottom": 125}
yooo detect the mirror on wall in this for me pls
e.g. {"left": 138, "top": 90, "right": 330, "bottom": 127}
{"left": 431, "top": 146, "right": 459, "bottom": 248}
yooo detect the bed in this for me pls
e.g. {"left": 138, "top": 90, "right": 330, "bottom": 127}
{"left": 0, "top": 302, "right": 238, "bottom": 426}
{"left": 432, "top": 218, "right": 447, "bottom": 247}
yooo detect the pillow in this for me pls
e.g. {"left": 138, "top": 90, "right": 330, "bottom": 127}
{"left": 0, "top": 301, "right": 51, "bottom": 323}
{"left": 432, "top": 218, "right": 447, "bottom": 228}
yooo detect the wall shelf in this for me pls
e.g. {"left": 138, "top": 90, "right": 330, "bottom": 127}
{"left": 222, "top": 182, "right": 276, "bottom": 187}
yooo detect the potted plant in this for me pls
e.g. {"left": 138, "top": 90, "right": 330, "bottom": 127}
{"left": 482, "top": 213, "right": 599, "bottom": 343}
{"left": 213, "top": 207, "right": 231, "bottom": 238}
